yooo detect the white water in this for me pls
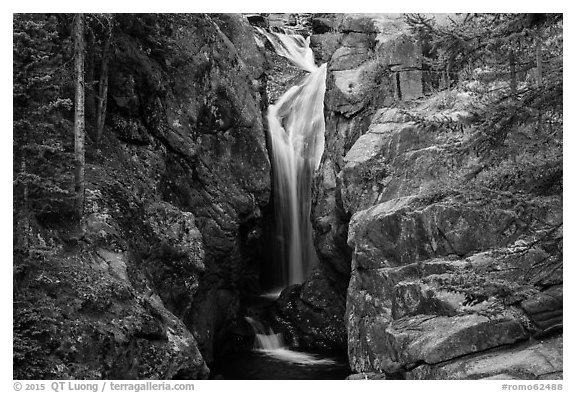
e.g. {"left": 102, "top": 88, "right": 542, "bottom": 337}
{"left": 242, "top": 31, "right": 333, "bottom": 367}
{"left": 260, "top": 289, "right": 283, "bottom": 300}
{"left": 257, "top": 28, "right": 327, "bottom": 289}
{"left": 256, "top": 28, "right": 316, "bottom": 73}
{"left": 245, "top": 317, "right": 335, "bottom": 365}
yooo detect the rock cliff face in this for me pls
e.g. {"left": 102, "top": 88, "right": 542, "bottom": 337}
{"left": 14, "top": 13, "right": 271, "bottom": 378}
{"left": 271, "top": 15, "right": 379, "bottom": 351}
{"left": 341, "top": 19, "right": 562, "bottom": 380}
{"left": 273, "top": 14, "right": 429, "bottom": 353}
{"left": 105, "top": 13, "right": 273, "bottom": 365}
{"left": 281, "top": 13, "right": 562, "bottom": 379}
{"left": 337, "top": 20, "right": 563, "bottom": 376}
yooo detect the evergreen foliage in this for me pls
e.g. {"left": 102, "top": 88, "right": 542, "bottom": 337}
{"left": 13, "top": 14, "right": 76, "bottom": 231}
{"left": 404, "top": 13, "right": 562, "bottom": 192}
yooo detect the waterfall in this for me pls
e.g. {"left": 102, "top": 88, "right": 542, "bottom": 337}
{"left": 257, "top": 28, "right": 327, "bottom": 291}
{"left": 240, "top": 30, "right": 334, "bottom": 367}
{"left": 244, "top": 317, "right": 335, "bottom": 365}
{"left": 245, "top": 317, "right": 284, "bottom": 350}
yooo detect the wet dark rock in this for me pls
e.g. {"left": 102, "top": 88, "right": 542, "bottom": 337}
{"left": 311, "top": 17, "right": 335, "bottom": 34}
{"left": 188, "top": 288, "right": 241, "bottom": 362}
{"left": 272, "top": 266, "right": 348, "bottom": 351}
{"left": 245, "top": 14, "right": 269, "bottom": 28}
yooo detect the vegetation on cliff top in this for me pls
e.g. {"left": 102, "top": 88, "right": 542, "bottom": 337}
{"left": 404, "top": 13, "right": 562, "bottom": 219}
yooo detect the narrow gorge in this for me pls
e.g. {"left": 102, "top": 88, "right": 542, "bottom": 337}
{"left": 13, "top": 13, "right": 563, "bottom": 382}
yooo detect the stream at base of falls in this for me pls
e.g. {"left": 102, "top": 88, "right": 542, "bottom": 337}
{"left": 211, "top": 350, "right": 350, "bottom": 380}
{"left": 210, "top": 297, "right": 351, "bottom": 380}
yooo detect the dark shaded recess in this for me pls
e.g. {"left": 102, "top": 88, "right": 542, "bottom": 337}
{"left": 258, "top": 83, "right": 286, "bottom": 292}
{"left": 238, "top": 212, "right": 267, "bottom": 296}
{"left": 260, "top": 196, "right": 282, "bottom": 291}
{"left": 246, "top": 14, "right": 269, "bottom": 29}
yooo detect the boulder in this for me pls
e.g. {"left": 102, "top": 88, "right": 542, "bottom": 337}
{"left": 273, "top": 265, "right": 348, "bottom": 350}
{"left": 330, "top": 46, "right": 372, "bottom": 71}
{"left": 341, "top": 107, "right": 465, "bottom": 214}
{"left": 13, "top": 245, "right": 209, "bottom": 379}
{"left": 311, "top": 16, "right": 335, "bottom": 34}
{"left": 521, "top": 285, "right": 563, "bottom": 336}
{"left": 346, "top": 241, "right": 563, "bottom": 375}
{"left": 142, "top": 202, "right": 205, "bottom": 317}
{"left": 348, "top": 197, "right": 521, "bottom": 269}
{"left": 367, "top": 313, "right": 528, "bottom": 373}
{"left": 310, "top": 33, "right": 342, "bottom": 63}
{"left": 407, "top": 336, "right": 563, "bottom": 380}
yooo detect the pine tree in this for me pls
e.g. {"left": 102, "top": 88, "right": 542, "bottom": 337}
{"left": 14, "top": 13, "right": 120, "bottom": 226}
{"left": 404, "top": 13, "right": 563, "bottom": 155}
{"left": 13, "top": 14, "right": 74, "bottom": 225}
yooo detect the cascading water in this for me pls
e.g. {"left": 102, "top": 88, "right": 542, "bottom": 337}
{"left": 244, "top": 317, "right": 334, "bottom": 365}
{"left": 257, "top": 28, "right": 327, "bottom": 292}
{"left": 214, "top": 29, "right": 349, "bottom": 378}
{"left": 244, "top": 317, "right": 285, "bottom": 350}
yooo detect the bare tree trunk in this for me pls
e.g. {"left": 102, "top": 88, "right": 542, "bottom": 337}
{"left": 85, "top": 28, "right": 96, "bottom": 124}
{"left": 509, "top": 49, "right": 517, "bottom": 98}
{"left": 446, "top": 61, "right": 452, "bottom": 89}
{"left": 96, "top": 27, "right": 111, "bottom": 145}
{"left": 440, "top": 69, "right": 448, "bottom": 90}
{"left": 535, "top": 37, "right": 543, "bottom": 133}
{"left": 535, "top": 37, "right": 543, "bottom": 86}
{"left": 20, "top": 155, "right": 30, "bottom": 249}
{"left": 73, "top": 13, "right": 85, "bottom": 218}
